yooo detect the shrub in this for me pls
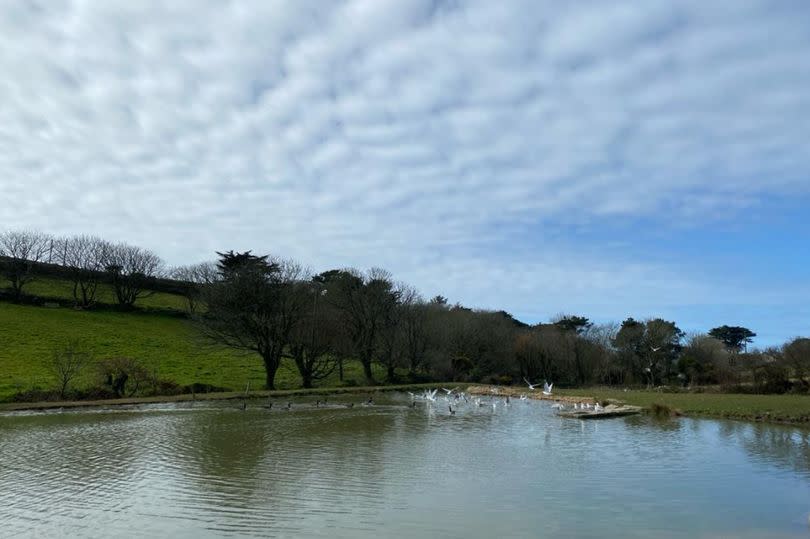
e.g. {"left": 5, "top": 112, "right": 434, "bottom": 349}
{"left": 10, "top": 387, "right": 59, "bottom": 402}
{"left": 649, "top": 402, "right": 679, "bottom": 417}
{"left": 755, "top": 363, "right": 791, "bottom": 394}
{"left": 183, "top": 382, "right": 230, "bottom": 394}
{"left": 97, "top": 357, "right": 152, "bottom": 397}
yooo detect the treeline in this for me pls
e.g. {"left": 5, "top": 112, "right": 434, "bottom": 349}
{"left": 0, "top": 229, "right": 181, "bottom": 308}
{"left": 3, "top": 229, "right": 809, "bottom": 394}
{"left": 181, "top": 250, "right": 810, "bottom": 394}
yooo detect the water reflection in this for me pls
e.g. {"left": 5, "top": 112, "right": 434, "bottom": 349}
{"left": 715, "top": 420, "right": 810, "bottom": 476}
{"left": 1, "top": 396, "right": 809, "bottom": 538}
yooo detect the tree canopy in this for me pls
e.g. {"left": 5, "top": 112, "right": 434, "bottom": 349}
{"left": 708, "top": 325, "right": 756, "bottom": 352}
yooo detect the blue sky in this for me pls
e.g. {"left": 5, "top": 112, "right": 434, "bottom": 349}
{"left": 1, "top": 0, "right": 809, "bottom": 346}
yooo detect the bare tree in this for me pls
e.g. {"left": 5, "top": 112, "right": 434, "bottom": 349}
{"left": 288, "top": 282, "right": 341, "bottom": 388}
{"left": 171, "top": 261, "right": 218, "bottom": 313}
{"left": 104, "top": 242, "right": 164, "bottom": 307}
{"left": 377, "top": 285, "right": 409, "bottom": 383}
{"left": 400, "top": 287, "right": 430, "bottom": 376}
{"left": 0, "top": 230, "right": 51, "bottom": 301}
{"left": 56, "top": 235, "right": 111, "bottom": 308}
{"left": 50, "top": 340, "right": 91, "bottom": 399}
{"left": 318, "top": 267, "right": 400, "bottom": 384}
{"left": 784, "top": 337, "right": 810, "bottom": 386}
{"left": 514, "top": 329, "right": 551, "bottom": 383}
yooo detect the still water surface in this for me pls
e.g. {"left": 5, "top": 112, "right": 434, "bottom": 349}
{"left": 1, "top": 393, "right": 809, "bottom": 538}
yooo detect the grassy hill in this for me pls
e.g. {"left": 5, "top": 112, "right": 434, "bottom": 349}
{"left": 0, "top": 277, "right": 384, "bottom": 401}
{"left": 17, "top": 277, "right": 189, "bottom": 311}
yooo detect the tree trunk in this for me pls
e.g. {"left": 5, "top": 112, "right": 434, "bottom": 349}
{"left": 11, "top": 278, "right": 23, "bottom": 302}
{"left": 292, "top": 348, "right": 313, "bottom": 389}
{"left": 362, "top": 358, "right": 375, "bottom": 385}
{"left": 263, "top": 353, "right": 280, "bottom": 390}
{"left": 386, "top": 364, "right": 396, "bottom": 383}
{"left": 301, "top": 371, "right": 313, "bottom": 389}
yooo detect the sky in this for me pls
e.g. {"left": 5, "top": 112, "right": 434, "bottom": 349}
{"left": 1, "top": 0, "right": 809, "bottom": 345}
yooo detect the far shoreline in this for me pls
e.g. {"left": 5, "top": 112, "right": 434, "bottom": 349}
{"left": 3, "top": 384, "right": 809, "bottom": 428}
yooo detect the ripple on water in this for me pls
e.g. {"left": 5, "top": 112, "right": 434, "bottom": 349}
{"left": 1, "top": 395, "right": 809, "bottom": 538}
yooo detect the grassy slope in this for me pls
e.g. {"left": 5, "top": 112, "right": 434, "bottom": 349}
{"left": 559, "top": 388, "right": 810, "bottom": 423}
{"left": 20, "top": 277, "right": 188, "bottom": 311}
{"left": 0, "top": 278, "right": 390, "bottom": 400}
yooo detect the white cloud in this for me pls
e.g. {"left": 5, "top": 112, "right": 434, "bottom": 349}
{"left": 1, "top": 0, "right": 809, "bottom": 337}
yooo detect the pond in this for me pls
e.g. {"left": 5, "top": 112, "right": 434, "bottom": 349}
{"left": 1, "top": 393, "right": 809, "bottom": 538}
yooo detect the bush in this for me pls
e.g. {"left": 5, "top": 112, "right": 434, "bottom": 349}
{"left": 649, "top": 402, "right": 680, "bottom": 417}
{"left": 71, "top": 386, "right": 118, "bottom": 400}
{"left": 10, "top": 387, "right": 59, "bottom": 402}
{"left": 145, "top": 379, "right": 183, "bottom": 397}
{"left": 97, "top": 357, "right": 153, "bottom": 397}
{"left": 182, "top": 382, "right": 230, "bottom": 394}
{"left": 755, "top": 364, "right": 791, "bottom": 394}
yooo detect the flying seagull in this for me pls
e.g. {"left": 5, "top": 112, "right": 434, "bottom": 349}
{"left": 523, "top": 378, "right": 540, "bottom": 390}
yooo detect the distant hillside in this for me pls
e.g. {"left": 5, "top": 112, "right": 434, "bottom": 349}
{"left": 0, "top": 273, "right": 381, "bottom": 400}
{"left": 0, "top": 254, "right": 189, "bottom": 297}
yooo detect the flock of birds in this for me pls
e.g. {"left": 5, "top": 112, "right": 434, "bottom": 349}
{"left": 235, "top": 378, "right": 603, "bottom": 416}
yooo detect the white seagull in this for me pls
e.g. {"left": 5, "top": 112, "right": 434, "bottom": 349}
{"left": 543, "top": 382, "right": 553, "bottom": 396}
{"left": 523, "top": 378, "right": 540, "bottom": 391}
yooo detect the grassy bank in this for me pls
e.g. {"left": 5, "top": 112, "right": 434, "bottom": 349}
{"left": 0, "top": 301, "right": 393, "bottom": 401}
{"left": 18, "top": 277, "right": 188, "bottom": 311}
{"left": 558, "top": 388, "right": 810, "bottom": 424}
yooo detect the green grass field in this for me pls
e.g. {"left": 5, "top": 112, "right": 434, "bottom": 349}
{"left": 16, "top": 277, "right": 189, "bottom": 311}
{"left": 0, "top": 300, "right": 390, "bottom": 401}
{"left": 559, "top": 387, "right": 810, "bottom": 424}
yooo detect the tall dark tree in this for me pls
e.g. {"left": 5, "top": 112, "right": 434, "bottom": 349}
{"left": 614, "top": 317, "right": 683, "bottom": 386}
{"left": 708, "top": 325, "right": 756, "bottom": 353}
{"left": 553, "top": 315, "right": 593, "bottom": 335}
{"left": 216, "top": 250, "right": 277, "bottom": 279}
{"left": 199, "top": 253, "right": 307, "bottom": 390}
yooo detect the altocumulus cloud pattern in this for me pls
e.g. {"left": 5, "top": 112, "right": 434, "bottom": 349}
{"left": 1, "top": 0, "right": 809, "bottom": 342}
